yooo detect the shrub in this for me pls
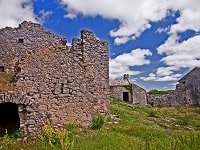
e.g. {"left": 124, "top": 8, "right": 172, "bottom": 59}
{"left": 9, "top": 131, "right": 23, "bottom": 139}
{"left": 57, "top": 128, "right": 74, "bottom": 150}
{"left": 39, "top": 122, "right": 74, "bottom": 150}
{"left": 0, "top": 134, "right": 14, "bottom": 150}
{"left": 91, "top": 113, "right": 105, "bottom": 130}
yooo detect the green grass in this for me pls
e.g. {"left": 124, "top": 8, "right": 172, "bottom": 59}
{"left": 1, "top": 98, "right": 200, "bottom": 149}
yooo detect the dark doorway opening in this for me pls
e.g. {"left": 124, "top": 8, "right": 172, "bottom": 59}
{"left": 0, "top": 103, "right": 20, "bottom": 136}
{"left": 123, "top": 92, "right": 129, "bottom": 102}
{"left": 0, "top": 66, "right": 5, "bottom": 72}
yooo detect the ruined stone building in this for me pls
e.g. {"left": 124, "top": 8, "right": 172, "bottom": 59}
{"left": 175, "top": 67, "right": 200, "bottom": 105}
{"left": 0, "top": 21, "right": 110, "bottom": 135}
{"left": 110, "top": 74, "right": 147, "bottom": 105}
{"left": 148, "top": 67, "right": 200, "bottom": 106}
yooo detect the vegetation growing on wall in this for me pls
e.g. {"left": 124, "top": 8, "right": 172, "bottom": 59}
{"left": 0, "top": 73, "right": 15, "bottom": 92}
{"left": 148, "top": 89, "right": 171, "bottom": 95}
{"left": 124, "top": 85, "right": 132, "bottom": 93}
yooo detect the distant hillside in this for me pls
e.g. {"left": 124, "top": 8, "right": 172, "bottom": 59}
{"left": 148, "top": 89, "right": 172, "bottom": 95}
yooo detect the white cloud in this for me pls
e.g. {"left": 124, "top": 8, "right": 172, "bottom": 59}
{"left": 158, "top": 34, "right": 200, "bottom": 68}
{"left": 59, "top": 0, "right": 200, "bottom": 45}
{"left": 140, "top": 72, "right": 181, "bottom": 81}
{"left": 59, "top": 0, "right": 171, "bottom": 45}
{"left": 141, "top": 34, "right": 200, "bottom": 82}
{"left": 37, "top": 10, "right": 53, "bottom": 24}
{"left": 109, "top": 49, "right": 152, "bottom": 79}
{"left": 140, "top": 66, "right": 181, "bottom": 81}
{"left": 0, "top": 0, "right": 37, "bottom": 28}
{"left": 168, "top": 0, "right": 200, "bottom": 34}
{"left": 113, "top": 36, "right": 131, "bottom": 45}
{"left": 156, "top": 27, "right": 169, "bottom": 33}
{"left": 168, "top": 82, "right": 177, "bottom": 86}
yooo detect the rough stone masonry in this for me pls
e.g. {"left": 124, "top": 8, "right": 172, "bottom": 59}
{"left": 147, "top": 67, "right": 200, "bottom": 106}
{"left": 0, "top": 21, "right": 110, "bottom": 135}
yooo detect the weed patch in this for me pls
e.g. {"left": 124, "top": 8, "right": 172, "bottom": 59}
{"left": 91, "top": 113, "right": 105, "bottom": 130}
{"left": 39, "top": 122, "right": 74, "bottom": 150}
{"left": 0, "top": 73, "right": 15, "bottom": 92}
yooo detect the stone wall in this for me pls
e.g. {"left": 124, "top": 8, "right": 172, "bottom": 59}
{"left": 147, "top": 67, "right": 200, "bottom": 107}
{"left": 14, "top": 31, "right": 109, "bottom": 132}
{"left": 175, "top": 67, "right": 200, "bottom": 105}
{"left": 110, "top": 86, "right": 132, "bottom": 102}
{"left": 132, "top": 84, "right": 147, "bottom": 105}
{"left": 0, "top": 21, "right": 66, "bottom": 73}
{"left": 71, "top": 30, "right": 110, "bottom": 113}
{"left": 0, "top": 22, "right": 109, "bottom": 134}
{"left": 0, "top": 91, "right": 47, "bottom": 134}
{"left": 110, "top": 83, "right": 147, "bottom": 105}
{"left": 147, "top": 92, "right": 177, "bottom": 107}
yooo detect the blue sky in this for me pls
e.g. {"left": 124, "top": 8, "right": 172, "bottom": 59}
{"left": 1, "top": 0, "right": 200, "bottom": 91}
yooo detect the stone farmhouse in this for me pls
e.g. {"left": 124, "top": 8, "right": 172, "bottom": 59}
{"left": 148, "top": 67, "right": 200, "bottom": 106}
{"left": 110, "top": 74, "right": 147, "bottom": 105}
{"left": 0, "top": 21, "right": 110, "bottom": 135}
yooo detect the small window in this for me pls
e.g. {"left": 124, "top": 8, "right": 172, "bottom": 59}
{"left": 182, "top": 81, "right": 185, "bottom": 84}
{"left": 0, "top": 66, "right": 5, "bottom": 72}
{"left": 61, "top": 83, "right": 64, "bottom": 94}
{"left": 18, "top": 38, "right": 24, "bottom": 43}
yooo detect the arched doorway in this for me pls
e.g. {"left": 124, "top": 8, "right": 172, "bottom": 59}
{"left": 0, "top": 103, "right": 20, "bottom": 136}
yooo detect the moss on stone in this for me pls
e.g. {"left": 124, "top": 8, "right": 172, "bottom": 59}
{"left": 124, "top": 85, "right": 132, "bottom": 92}
{"left": 0, "top": 73, "right": 15, "bottom": 92}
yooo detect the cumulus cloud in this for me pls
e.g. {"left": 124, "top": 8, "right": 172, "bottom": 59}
{"left": 158, "top": 35, "right": 200, "bottom": 67}
{"left": 59, "top": 0, "right": 200, "bottom": 45}
{"left": 155, "top": 1, "right": 200, "bottom": 82}
{"left": 36, "top": 10, "right": 53, "bottom": 24}
{"left": 109, "top": 49, "right": 152, "bottom": 79}
{"left": 0, "top": 0, "right": 37, "bottom": 28}
{"left": 141, "top": 34, "right": 200, "bottom": 81}
{"left": 59, "top": 0, "right": 171, "bottom": 45}
{"left": 168, "top": 0, "right": 200, "bottom": 34}
{"left": 140, "top": 69, "right": 182, "bottom": 81}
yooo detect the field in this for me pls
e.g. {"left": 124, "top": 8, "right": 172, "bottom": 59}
{"left": 1, "top": 98, "right": 200, "bottom": 150}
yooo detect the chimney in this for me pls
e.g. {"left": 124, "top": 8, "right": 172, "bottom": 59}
{"left": 123, "top": 74, "right": 129, "bottom": 80}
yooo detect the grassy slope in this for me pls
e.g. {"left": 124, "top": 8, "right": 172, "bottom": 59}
{"left": 74, "top": 99, "right": 200, "bottom": 150}
{"left": 1, "top": 98, "right": 200, "bottom": 149}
